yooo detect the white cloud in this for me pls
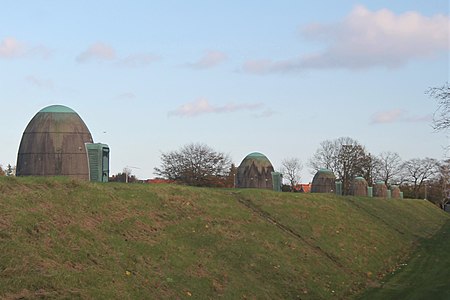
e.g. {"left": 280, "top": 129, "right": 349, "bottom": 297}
{"left": 0, "top": 37, "right": 24, "bottom": 58}
{"left": 371, "top": 109, "right": 431, "bottom": 124}
{"left": 404, "top": 114, "right": 432, "bottom": 123}
{"left": 77, "top": 43, "right": 159, "bottom": 67}
{"left": 25, "top": 75, "right": 54, "bottom": 89}
{"left": 253, "top": 109, "right": 277, "bottom": 119}
{"left": 76, "top": 42, "right": 116, "bottom": 63}
{"left": 117, "top": 53, "right": 160, "bottom": 67}
{"left": 0, "top": 37, "right": 51, "bottom": 59}
{"left": 371, "top": 109, "right": 405, "bottom": 124}
{"left": 243, "top": 6, "right": 449, "bottom": 73}
{"left": 116, "top": 92, "right": 136, "bottom": 100}
{"left": 242, "top": 59, "right": 273, "bottom": 74}
{"left": 186, "top": 50, "right": 227, "bottom": 69}
{"left": 168, "top": 98, "right": 263, "bottom": 117}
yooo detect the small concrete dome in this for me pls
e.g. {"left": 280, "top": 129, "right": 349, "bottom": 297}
{"left": 16, "top": 105, "right": 93, "bottom": 180}
{"left": 352, "top": 176, "right": 368, "bottom": 196}
{"left": 311, "top": 169, "right": 336, "bottom": 193}
{"left": 236, "top": 152, "right": 274, "bottom": 189}
{"left": 390, "top": 185, "right": 401, "bottom": 199}
{"left": 374, "top": 181, "right": 388, "bottom": 198}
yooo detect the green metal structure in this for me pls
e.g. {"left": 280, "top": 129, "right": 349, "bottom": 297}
{"left": 367, "top": 186, "right": 373, "bottom": 197}
{"left": 271, "top": 172, "right": 282, "bottom": 192}
{"left": 335, "top": 181, "right": 342, "bottom": 196}
{"left": 86, "top": 143, "right": 110, "bottom": 182}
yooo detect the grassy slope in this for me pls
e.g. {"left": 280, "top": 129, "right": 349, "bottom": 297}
{"left": 0, "top": 177, "right": 448, "bottom": 299}
{"left": 359, "top": 220, "right": 450, "bottom": 300}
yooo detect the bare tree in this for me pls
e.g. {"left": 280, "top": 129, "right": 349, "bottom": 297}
{"left": 308, "top": 139, "right": 339, "bottom": 173}
{"left": 309, "top": 137, "right": 373, "bottom": 195}
{"left": 154, "top": 143, "right": 232, "bottom": 187}
{"left": 438, "top": 160, "right": 450, "bottom": 208}
{"left": 373, "top": 152, "right": 403, "bottom": 187}
{"left": 426, "top": 83, "right": 450, "bottom": 131}
{"left": 280, "top": 158, "right": 303, "bottom": 191}
{"left": 402, "top": 158, "right": 439, "bottom": 199}
{"left": 337, "top": 142, "right": 374, "bottom": 194}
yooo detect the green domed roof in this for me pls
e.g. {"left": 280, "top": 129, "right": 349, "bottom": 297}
{"left": 39, "top": 105, "right": 76, "bottom": 113}
{"left": 312, "top": 169, "right": 336, "bottom": 181}
{"left": 318, "top": 168, "right": 334, "bottom": 174}
{"left": 246, "top": 152, "right": 268, "bottom": 160}
{"left": 236, "top": 151, "right": 274, "bottom": 189}
{"left": 239, "top": 152, "right": 273, "bottom": 168}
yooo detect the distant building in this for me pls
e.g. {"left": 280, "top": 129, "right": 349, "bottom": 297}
{"left": 294, "top": 183, "right": 312, "bottom": 193}
{"left": 236, "top": 152, "right": 274, "bottom": 189}
{"left": 144, "top": 178, "right": 174, "bottom": 184}
{"left": 16, "top": 105, "right": 109, "bottom": 181}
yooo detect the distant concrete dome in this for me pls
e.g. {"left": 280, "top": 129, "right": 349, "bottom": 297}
{"left": 236, "top": 152, "right": 274, "bottom": 189}
{"left": 374, "top": 181, "right": 388, "bottom": 198}
{"left": 391, "top": 185, "right": 401, "bottom": 199}
{"left": 16, "top": 105, "right": 93, "bottom": 180}
{"left": 352, "top": 177, "right": 368, "bottom": 196}
{"left": 311, "top": 169, "right": 336, "bottom": 193}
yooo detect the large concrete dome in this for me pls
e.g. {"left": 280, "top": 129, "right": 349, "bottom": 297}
{"left": 236, "top": 152, "right": 274, "bottom": 189}
{"left": 16, "top": 105, "right": 93, "bottom": 180}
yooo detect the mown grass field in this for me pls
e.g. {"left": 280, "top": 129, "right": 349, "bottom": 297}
{"left": 0, "top": 176, "right": 448, "bottom": 299}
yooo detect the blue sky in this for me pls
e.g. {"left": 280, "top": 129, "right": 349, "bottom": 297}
{"left": 0, "top": 1, "right": 448, "bottom": 181}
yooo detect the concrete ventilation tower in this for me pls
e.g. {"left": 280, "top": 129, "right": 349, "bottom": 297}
{"left": 374, "top": 181, "right": 388, "bottom": 198}
{"left": 236, "top": 152, "right": 274, "bottom": 189}
{"left": 352, "top": 177, "right": 368, "bottom": 196}
{"left": 16, "top": 105, "right": 94, "bottom": 180}
{"left": 311, "top": 169, "right": 336, "bottom": 193}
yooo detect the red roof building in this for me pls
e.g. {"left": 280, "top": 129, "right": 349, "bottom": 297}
{"left": 294, "top": 183, "right": 311, "bottom": 193}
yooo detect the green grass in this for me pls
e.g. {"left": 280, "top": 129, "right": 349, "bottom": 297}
{"left": 359, "top": 220, "right": 450, "bottom": 300}
{"left": 0, "top": 176, "right": 448, "bottom": 299}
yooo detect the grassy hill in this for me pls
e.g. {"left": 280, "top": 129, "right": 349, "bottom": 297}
{"left": 0, "top": 177, "right": 448, "bottom": 299}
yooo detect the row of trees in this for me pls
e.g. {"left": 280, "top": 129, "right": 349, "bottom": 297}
{"left": 308, "top": 136, "right": 448, "bottom": 203}
{"left": 152, "top": 138, "right": 448, "bottom": 207}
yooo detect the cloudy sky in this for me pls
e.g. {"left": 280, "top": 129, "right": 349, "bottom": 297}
{"left": 0, "top": 1, "right": 448, "bottom": 181}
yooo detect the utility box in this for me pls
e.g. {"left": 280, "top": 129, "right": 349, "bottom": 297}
{"left": 335, "top": 181, "right": 342, "bottom": 196}
{"left": 271, "top": 172, "right": 282, "bottom": 192}
{"left": 86, "top": 143, "right": 109, "bottom": 182}
{"left": 367, "top": 186, "right": 373, "bottom": 197}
